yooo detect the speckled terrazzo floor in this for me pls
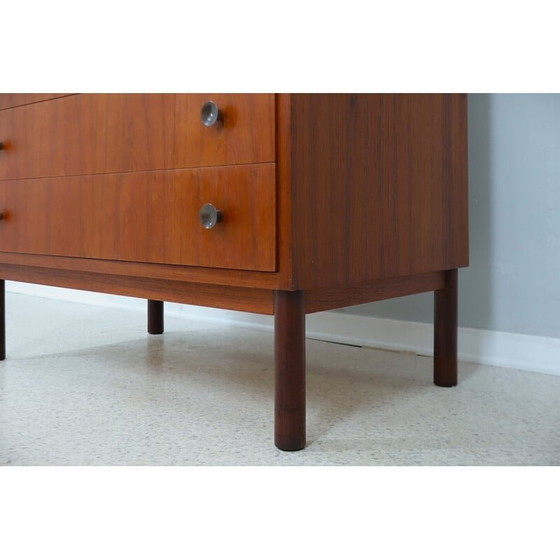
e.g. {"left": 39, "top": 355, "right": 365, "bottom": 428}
{"left": 1, "top": 292, "right": 559, "bottom": 466}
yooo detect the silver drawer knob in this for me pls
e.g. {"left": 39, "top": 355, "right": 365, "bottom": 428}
{"left": 201, "top": 101, "right": 222, "bottom": 127}
{"left": 199, "top": 203, "right": 223, "bottom": 229}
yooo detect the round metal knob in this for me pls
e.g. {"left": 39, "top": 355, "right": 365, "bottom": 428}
{"left": 201, "top": 101, "right": 222, "bottom": 127}
{"left": 199, "top": 203, "right": 223, "bottom": 229}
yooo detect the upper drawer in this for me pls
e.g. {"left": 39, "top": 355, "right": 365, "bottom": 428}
{"left": 0, "top": 94, "right": 275, "bottom": 180}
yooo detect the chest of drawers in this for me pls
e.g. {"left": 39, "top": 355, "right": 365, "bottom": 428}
{"left": 0, "top": 93, "right": 468, "bottom": 450}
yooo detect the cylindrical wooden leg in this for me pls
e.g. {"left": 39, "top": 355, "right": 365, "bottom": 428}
{"left": 434, "top": 269, "right": 458, "bottom": 387}
{"left": 0, "top": 279, "right": 5, "bottom": 360}
{"left": 147, "top": 300, "right": 164, "bottom": 335}
{"left": 274, "top": 290, "right": 306, "bottom": 451}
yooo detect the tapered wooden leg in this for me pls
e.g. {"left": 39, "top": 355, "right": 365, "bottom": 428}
{"left": 274, "top": 290, "right": 306, "bottom": 451}
{"left": 434, "top": 269, "right": 458, "bottom": 387}
{"left": 147, "top": 300, "right": 164, "bottom": 335}
{"left": 0, "top": 280, "right": 5, "bottom": 360}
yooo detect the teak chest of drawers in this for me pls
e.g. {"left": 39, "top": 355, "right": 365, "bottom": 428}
{"left": 0, "top": 94, "right": 468, "bottom": 451}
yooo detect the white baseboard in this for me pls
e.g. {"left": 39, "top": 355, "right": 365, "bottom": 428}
{"left": 6, "top": 282, "right": 560, "bottom": 377}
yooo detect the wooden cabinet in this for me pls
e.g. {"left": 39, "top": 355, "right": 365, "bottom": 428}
{"left": 0, "top": 93, "right": 468, "bottom": 450}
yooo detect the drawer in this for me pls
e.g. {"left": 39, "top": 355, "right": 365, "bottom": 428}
{"left": 0, "top": 164, "right": 276, "bottom": 271}
{"left": 0, "top": 94, "right": 275, "bottom": 180}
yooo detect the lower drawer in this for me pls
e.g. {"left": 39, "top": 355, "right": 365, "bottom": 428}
{"left": 0, "top": 164, "right": 276, "bottom": 272}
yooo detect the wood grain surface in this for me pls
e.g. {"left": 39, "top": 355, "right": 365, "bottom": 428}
{"left": 0, "top": 164, "right": 276, "bottom": 271}
{"left": 0, "top": 263, "right": 274, "bottom": 314}
{"left": 0, "top": 94, "right": 275, "bottom": 180}
{"left": 280, "top": 93, "right": 468, "bottom": 290}
{"left": 0, "top": 94, "right": 74, "bottom": 111}
{"left": 0, "top": 251, "right": 281, "bottom": 290}
{"left": 305, "top": 271, "right": 445, "bottom": 313}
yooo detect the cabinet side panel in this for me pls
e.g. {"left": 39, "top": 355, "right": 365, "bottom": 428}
{"left": 289, "top": 94, "right": 468, "bottom": 290}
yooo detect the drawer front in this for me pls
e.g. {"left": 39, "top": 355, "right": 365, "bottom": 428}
{"left": 0, "top": 94, "right": 275, "bottom": 180}
{"left": 0, "top": 164, "right": 276, "bottom": 272}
